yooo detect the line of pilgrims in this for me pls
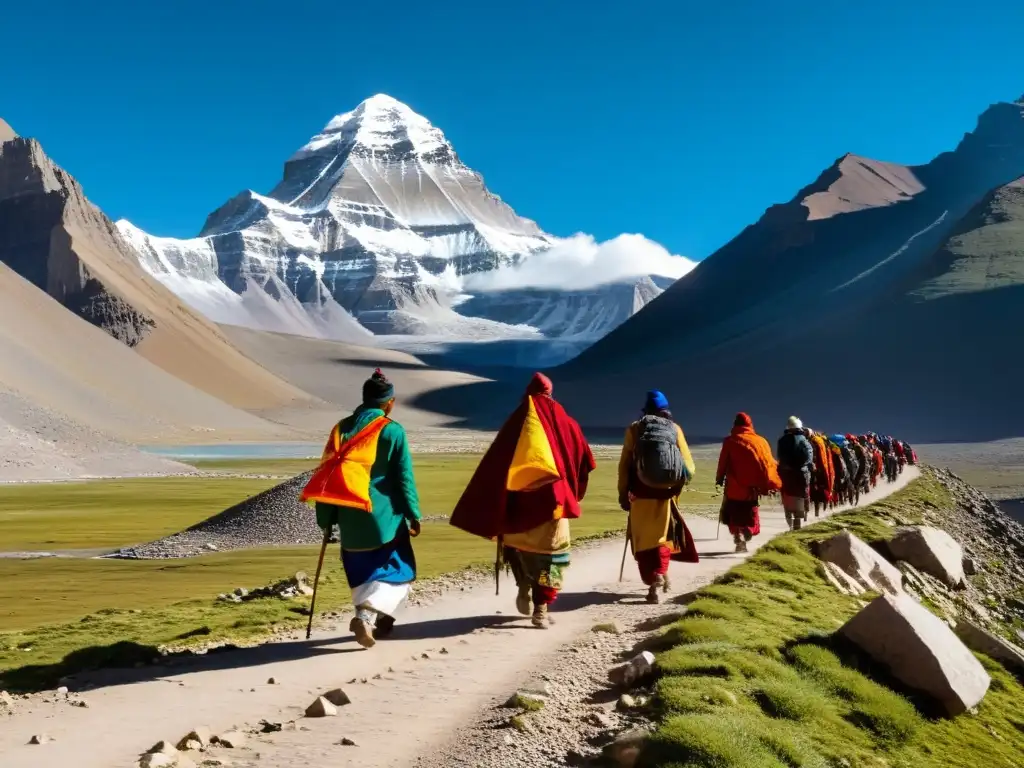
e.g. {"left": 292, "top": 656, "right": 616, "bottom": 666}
{"left": 300, "top": 368, "right": 916, "bottom": 647}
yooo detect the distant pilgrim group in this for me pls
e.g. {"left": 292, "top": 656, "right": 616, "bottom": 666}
{"left": 300, "top": 368, "right": 916, "bottom": 647}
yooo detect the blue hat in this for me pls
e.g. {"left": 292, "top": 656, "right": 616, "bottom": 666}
{"left": 644, "top": 390, "right": 669, "bottom": 412}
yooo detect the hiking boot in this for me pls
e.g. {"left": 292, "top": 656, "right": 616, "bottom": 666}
{"left": 531, "top": 604, "right": 550, "bottom": 629}
{"left": 349, "top": 609, "right": 376, "bottom": 649}
{"left": 734, "top": 538, "right": 748, "bottom": 553}
{"left": 515, "top": 584, "right": 532, "bottom": 617}
{"left": 374, "top": 614, "right": 396, "bottom": 639}
{"left": 792, "top": 517, "right": 802, "bottom": 531}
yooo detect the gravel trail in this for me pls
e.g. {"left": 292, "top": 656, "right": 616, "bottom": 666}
{"left": 0, "top": 469, "right": 918, "bottom": 768}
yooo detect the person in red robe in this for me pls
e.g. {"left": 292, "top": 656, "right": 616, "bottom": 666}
{"left": 450, "top": 373, "right": 596, "bottom": 628}
{"left": 715, "top": 412, "right": 782, "bottom": 552}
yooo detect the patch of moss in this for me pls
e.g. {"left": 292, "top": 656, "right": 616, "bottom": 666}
{"left": 640, "top": 473, "right": 1024, "bottom": 768}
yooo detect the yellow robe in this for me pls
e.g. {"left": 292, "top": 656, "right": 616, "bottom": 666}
{"left": 618, "top": 421, "right": 695, "bottom": 553}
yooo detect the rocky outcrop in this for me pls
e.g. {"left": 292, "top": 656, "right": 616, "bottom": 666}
{"left": 817, "top": 531, "right": 903, "bottom": 595}
{"left": 888, "top": 525, "right": 965, "bottom": 588}
{"left": 840, "top": 592, "right": 990, "bottom": 716}
{"left": 955, "top": 619, "right": 1024, "bottom": 677}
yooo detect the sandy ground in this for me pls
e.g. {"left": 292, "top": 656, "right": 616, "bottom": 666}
{"left": 220, "top": 324, "right": 495, "bottom": 431}
{"left": 0, "top": 470, "right": 918, "bottom": 767}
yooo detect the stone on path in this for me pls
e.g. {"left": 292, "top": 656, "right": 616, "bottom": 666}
{"left": 305, "top": 696, "right": 338, "bottom": 718}
{"left": 139, "top": 755, "right": 176, "bottom": 768}
{"left": 148, "top": 741, "right": 179, "bottom": 756}
{"left": 213, "top": 731, "right": 246, "bottom": 749}
{"left": 608, "top": 651, "right": 656, "bottom": 689}
{"left": 955, "top": 620, "right": 1024, "bottom": 676}
{"left": 592, "top": 621, "right": 625, "bottom": 635}
{"left": 603, "top": 728, "right": 648, "bottom": 768}
{"left": 0, "top": 690, "right": 14, "bottom": 709}
{"left": 56, "top": 686, "right": 69, "bottom": 695}
{"left": 338, "top": 737, "right": 357, "bottom": 746}
{"left": 322, "top": 688, "right": 351, "bottom": 706}
{"left": 818, "top": 531, "right": 903, "bottom": 595}
{"left": 177, "top": 728, "right": 213, "bottom": 750}
{"left": 889, "top": 526, "right": 965, "bottom": 588}
{"left": 28, "top": 734, "right": 51, "bottom": 745}
{"left": 840, "top": 593, "right": 990, "bottom": 716}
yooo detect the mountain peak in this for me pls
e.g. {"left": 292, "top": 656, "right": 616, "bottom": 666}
{"left": 289, "top": 93, "right": 449, "bottom": 163}
{"left": 0, "top": 118, "right": 16, "bottom": 144}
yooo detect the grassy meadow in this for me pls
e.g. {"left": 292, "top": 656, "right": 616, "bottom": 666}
{"left": 640, "top": 474, "right": 1024, "bottom": 768}
{"left": 0, "top": 454, "right": 717, "bottom": 690}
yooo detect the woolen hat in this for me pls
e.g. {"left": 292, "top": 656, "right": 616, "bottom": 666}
{"left": 787, "top": 416, "right": 803, "bottom": 430}
{"left": 362, "top": 368, "right": 395, "bottom": 405}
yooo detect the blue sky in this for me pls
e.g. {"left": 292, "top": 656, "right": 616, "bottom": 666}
{"left": 4, "top": 1, "right": 1024, "bottom": 259}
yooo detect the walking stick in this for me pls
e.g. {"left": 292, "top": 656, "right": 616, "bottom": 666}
{"left": 619, "top": 516, "right": 632, "bottom": 582}
{"left": 306, "top": 527, "right": 331, "bottom": 640}
{"left": 495, "top": 535, "right": 503, "bottom": 596}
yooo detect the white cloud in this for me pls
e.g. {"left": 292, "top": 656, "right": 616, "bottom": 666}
{"left": 462, "top": 233, "right": 696, "bottom": 292}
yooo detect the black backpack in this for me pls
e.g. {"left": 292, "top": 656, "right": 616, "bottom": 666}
{"left": 634, "top": 415, "right": 687, "bottom": 489}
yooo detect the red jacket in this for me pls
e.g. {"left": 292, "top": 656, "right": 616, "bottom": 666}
{"left": 716, "top": 419, "right": 782, "bottom": 502}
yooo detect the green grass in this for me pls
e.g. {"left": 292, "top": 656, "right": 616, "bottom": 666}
{"left": 641, "top": 471, "right": 1024, "bottom": 768}
{"left": 0, "top": 455, "right": 714, "bottom": 690}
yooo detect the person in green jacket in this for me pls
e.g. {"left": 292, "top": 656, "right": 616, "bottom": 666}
{"left": 314, "top": 369, "right": 422, "bottom": 648}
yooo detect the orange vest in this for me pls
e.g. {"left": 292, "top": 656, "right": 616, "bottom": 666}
{"left": 300, "top": 416, "right": 390, "bottom": 512}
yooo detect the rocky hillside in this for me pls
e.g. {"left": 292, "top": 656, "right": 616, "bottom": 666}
{"left": 548, "top": 96, "right": 1024, "bottom": 441}
{"left": 0, "top": 124, "right": 311, "bottom": 413}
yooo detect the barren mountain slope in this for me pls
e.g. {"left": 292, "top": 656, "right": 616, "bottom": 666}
{"left": 0, "top": 131, "right": 311, "bottom": 412}
{"left": 0, "top": 265, "right": 296, "bottom": 442}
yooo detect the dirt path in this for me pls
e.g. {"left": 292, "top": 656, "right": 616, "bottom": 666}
{"left": 0, "top": 469, "right": 919, "bottom": 767}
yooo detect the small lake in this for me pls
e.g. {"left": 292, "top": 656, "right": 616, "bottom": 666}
{"left": 999, "top": 499, "right": 1024, "bottom": 525}
{"left": 142, "top": 443, "right": 321, "bottom": 460}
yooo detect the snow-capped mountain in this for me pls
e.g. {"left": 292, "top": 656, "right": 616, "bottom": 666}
{"left": 118, "top": 94, "right": 691, "bottom": 363}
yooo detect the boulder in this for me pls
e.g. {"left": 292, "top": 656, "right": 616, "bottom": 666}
{"left": 889, "top": 526, "right": 965, "bottom": 588}
{"left": 818, "top": 531, "right": 903, "bottom": 595}
{"left": 840, "top": 593, "right": 990, "bottom": 716}
{"left": 955, "top": 620, "right": 1024, "bottom": 676}
{"left": 177, "top": 728, "right": 212, "bottom": 750}
{"left": 608, "top": 651, "right": 656, "bottom": 688}
{"left": 305, "top": 696, "right": 338, "bottom": 718}
{"left": 602, "top": 728, "right": 648, "bottom": 768}
{"left": 321, "top": 688, "right": 351, "bottom": 707}
{"left": 148, "top": 741, "right": 179, "bottom": 756}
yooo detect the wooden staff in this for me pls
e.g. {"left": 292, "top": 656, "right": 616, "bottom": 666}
{"left": 306, "top": 527, "right": 331, "bottom": 640}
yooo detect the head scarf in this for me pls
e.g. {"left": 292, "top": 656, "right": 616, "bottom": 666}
{"left": 526, "top": 372, "right": 553, "bottom": 396}
{"left": 734, "top": 412, "right": 753, "bottom": 429}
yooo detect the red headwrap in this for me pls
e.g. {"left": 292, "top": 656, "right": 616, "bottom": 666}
{"left": 526, "top": 372, "right": 553, "bottom": 396}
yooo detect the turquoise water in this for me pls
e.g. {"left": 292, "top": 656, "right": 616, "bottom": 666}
{"left": 142, "top": 443, "right": 320, "bottom": 460}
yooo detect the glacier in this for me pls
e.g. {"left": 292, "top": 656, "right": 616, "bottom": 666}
{"left": 117, "top": 93, "right": 693, "bottom": 365}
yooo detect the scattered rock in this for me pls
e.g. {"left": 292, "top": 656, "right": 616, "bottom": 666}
{"left": 1, "top": 691, "right": 15, "bottom": 709}
{"left": 305, "top": 696, "right": 338, "bottom": 718}
{"left": 322, "top": 688, "right": 351, "bottom": 707}
{"left": 603, "top": 728, "right": 648, "bottom": 768}
{"left": 259, "top": 721, "right": 282, "bottom": 734}
{"left": 56, "top": 686, "right": 69, "bottom": 695}
{"left": 71, "top": 699, "right": 89, "bottom": 708}
{"left": 182, "top": 739, "right": 203, "bottom": 752}
{"left": 840, "top": 592, "right": 990, "bottom": 716}
{"left": 589, "top": 712, "right": 614, "bottom": 728}
{"left": 963, "top": 556, "right": 978, "bottom": 576}
{"left": 506, "top": 691, "right": 546, "bottom": 710}
{"left": 617, "top": 694, "right": 637, "bottom": 710}
{"left": 148, "top": 741, "right": 179, "bottom": 756}
{"left": 177, "top": 728, "right": 213, "bottom": 751}
{"left": 29, "top": 734, "right": 51, "bottom": 745}
{"left": 608, "top": 651, "right": 656, "bottom": 689}
{"left": 338, "top": 737, "right": 357, "bottom": 746}
{"left": 889, "top": 526, "right": 965, "bottom": 588}
{"left": 592, "top": 621, "right": 625, "bottom": 635}
{"left": 203, "top": 543, "right": 219, "bottom": 552}
{"left": 818, "top": 531, "right": 903, "bottom": 595}
{"left": 266, "top": 677, "right": 277, "bottom": 685}
{"left": 955, "top": 620, "right": 1024, "bottom": 676}
{"left": 213, "top": 731, "right": 246, "bottom": 749}
{"left": 139, "top": 755, "right": 176, "bottom": 768}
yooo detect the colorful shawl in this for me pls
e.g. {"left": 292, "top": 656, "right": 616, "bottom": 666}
{"left": 715, "top": 413, "right": 782, "bottom": 500}
{"left": 450, "top": 373, "right": 596, "bottom": 540}
{"left": 300, "top": 416, "right": 390, "bottom": 511}
{"left": 809, "top": 433, "right": 835, "bottom": 501}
